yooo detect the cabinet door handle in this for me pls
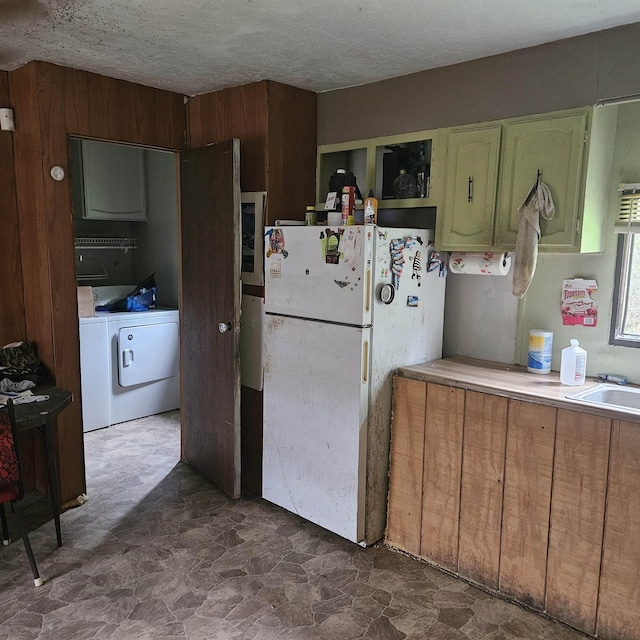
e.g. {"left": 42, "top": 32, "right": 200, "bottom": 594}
{"left": 468, "top": 176, "right": 473, "bottom": 202}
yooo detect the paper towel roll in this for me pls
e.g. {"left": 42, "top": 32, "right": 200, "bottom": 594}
{"left": 449, "top": 252, "right": 511, "bottom": 276}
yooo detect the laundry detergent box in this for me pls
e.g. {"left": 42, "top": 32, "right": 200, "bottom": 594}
{"left": 77, "top": 286, "right": 95, "bottom": 317}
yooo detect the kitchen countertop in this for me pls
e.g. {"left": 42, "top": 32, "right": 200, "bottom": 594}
{"left": 397, "top": 356, "right": 640, "bottom": 424}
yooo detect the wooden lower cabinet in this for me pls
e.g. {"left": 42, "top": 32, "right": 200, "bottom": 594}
{"left": 597, "top": 420, "right": 640, "bottom": 640}
{"left": 386, "top": 377, "right": 640, "bottom": 640}
{"left": 458, "top": 391, "right": 507, "bottom": 589}
{"left": 386, "top": 378, "right": 427, "bottom": 556}
{"left": 420, "top": 383, "right": 465, "bottom": 571}
{"left": 499, "top": 400, "right": 556, "bottom": 609}
{"left": 546, "top": 410, "right": 610, "bottom": 635}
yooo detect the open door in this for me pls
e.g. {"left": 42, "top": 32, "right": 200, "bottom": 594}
{"left": 179, "top": 139, "right": 242, "bottom": 498}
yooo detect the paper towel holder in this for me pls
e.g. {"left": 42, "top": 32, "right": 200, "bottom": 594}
{"left": 448, "top": 251, "right": 512, "bottom": 276}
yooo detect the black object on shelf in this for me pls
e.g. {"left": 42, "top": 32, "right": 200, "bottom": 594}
{"left": 328, "top": 169, "right": 363, "bottom": 208}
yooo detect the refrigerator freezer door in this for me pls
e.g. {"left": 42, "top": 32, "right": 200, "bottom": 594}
{"left": 117, "top": 322, "right": 179, "bottom": 387}
{"left": 262, "top": 314, "right": 370, "bottom": 543}
{"left": 264, "top": 226, "right": 374, "bottom": 326}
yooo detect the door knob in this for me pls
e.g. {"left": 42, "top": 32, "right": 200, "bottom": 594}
{"left": 218, "top": 322, "right": 233, "bottom": 333}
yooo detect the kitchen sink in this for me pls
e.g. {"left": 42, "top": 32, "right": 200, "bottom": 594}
{"left": 567, "top": 383, "right": 640, "bottom": 413}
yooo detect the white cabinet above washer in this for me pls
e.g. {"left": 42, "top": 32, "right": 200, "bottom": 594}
{"left": 71, "top": 138, "right": 148, "bottom": 221}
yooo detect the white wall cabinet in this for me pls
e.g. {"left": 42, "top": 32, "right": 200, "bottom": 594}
{"left": 73, "top": 139, "right": 148, "bottom": 221}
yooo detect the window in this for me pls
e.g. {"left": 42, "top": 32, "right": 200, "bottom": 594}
{"left": 611, "top": 233, "right": 640, "bottom": 346}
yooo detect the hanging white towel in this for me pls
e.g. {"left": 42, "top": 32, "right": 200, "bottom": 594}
{"left": 512, "top": 181, "right": 555, "bottom": 298}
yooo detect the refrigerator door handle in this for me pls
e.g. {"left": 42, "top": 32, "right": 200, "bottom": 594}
{"left": 362, "top": 340, "right": 369, "bottom": 384}
{"left": 365, "top": 269, "right": 371, "bottom": 314}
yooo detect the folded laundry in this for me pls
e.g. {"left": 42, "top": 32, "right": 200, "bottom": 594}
{"left": 0, "top": 390, "right": 49, "bottom": 407}
{"left": 0, "top": 378, "right": 35, "bottom": 393}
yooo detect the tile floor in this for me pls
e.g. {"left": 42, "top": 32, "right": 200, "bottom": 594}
{"left": 0, "top": 412, "right": 589, "bottom": 640}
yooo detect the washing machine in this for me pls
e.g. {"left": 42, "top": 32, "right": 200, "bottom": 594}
{"left": 79, "top": 314, "right": 111, "bottom": 432}
{"left": 105, "top": 308, "right": 180, "bottom": 425}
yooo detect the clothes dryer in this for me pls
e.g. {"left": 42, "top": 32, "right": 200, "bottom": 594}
{"left": 104, "top": 308, "right": 180, "bottom": 425}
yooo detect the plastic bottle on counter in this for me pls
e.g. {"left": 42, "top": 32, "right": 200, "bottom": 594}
{"left": 363, "top": 189, "right": 378, "bottom": 224}
{"left": 560, "top": 339, "right": 587, "bottom": 386}
{"left": 305, "top": 206, "right": 317, "bottom": 226}
{"left": 527, "top": 329, "right": 553, "bottom": 374}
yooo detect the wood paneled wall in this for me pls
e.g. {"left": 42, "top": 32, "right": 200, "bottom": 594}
{"left": 187, "top": 80, "right": 316, "bottom": 495}
{"left": 188, "top": 80, "right": 317, "bottom": 223}
{"left": 8, "top": 61, "right": 186, "bottom": 502}
{"left": 265, "top": 81, "right": 318, "bottom": 222}
{"left": 0, "top": 71, "right": 33, "bottom": 487}
{"left": 0, "top": 71, "right": 26, "bottom": 345}
{"left": 189, "top": 81, "right": 269, "bottom": 193}
{"left": 7, "top": 64, "right": 315, "bottom": 502}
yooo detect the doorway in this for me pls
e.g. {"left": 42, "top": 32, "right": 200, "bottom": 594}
{"left": 70, "top": 137, "right": 182, "bottom": 436}
{"left": 70, "top": 137, "right": 245, "bottom": 501}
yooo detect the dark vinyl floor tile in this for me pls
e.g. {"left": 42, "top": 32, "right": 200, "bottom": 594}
{"left": 0, "top": 412, "right": 588, "bottom": 640}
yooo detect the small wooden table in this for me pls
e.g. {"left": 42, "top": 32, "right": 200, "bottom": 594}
{"left": 8, "top": 386, "right": 73, "bottom": 547}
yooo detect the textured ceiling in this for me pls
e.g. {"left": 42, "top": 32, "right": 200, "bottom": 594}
{"left": 1, "top": 0, "right": 640, "bottom": 96}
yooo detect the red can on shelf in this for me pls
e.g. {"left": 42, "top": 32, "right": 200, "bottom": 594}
{"left": 341, "top": 186, "right": 355, "bottom": 225}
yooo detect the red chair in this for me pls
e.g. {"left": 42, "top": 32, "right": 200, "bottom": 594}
{"left": 0, "top": 399, "right": 43, "bottom": 586}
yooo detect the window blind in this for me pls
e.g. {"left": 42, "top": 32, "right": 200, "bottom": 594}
{"left": 615, "top": 183, "right": 640, "bottom": 233}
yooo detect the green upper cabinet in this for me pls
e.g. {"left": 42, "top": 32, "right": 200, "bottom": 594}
{"left": 438, "top": 125, "right": 501, "bottom": 251}
{"left": 371, "top": 131, "right": 441, "bottom": 209}
{"left": 495, "top": 112, "right": 587, "bottom": 250}
{"left": 318, "top": 107, "right": 617, "bottom": 254}
{"left": 317, "top": 143, "right": 368, "bottom": 208}
{"left": 316, "top": 129, "right": 443, "bottom": 212}
{"left": 435, "top": 106, "right": 618, "bottom": 254}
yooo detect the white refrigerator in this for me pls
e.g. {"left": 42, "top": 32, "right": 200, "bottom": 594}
{"left": 262, "top": 225, "right": 445, "bottom": 545}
